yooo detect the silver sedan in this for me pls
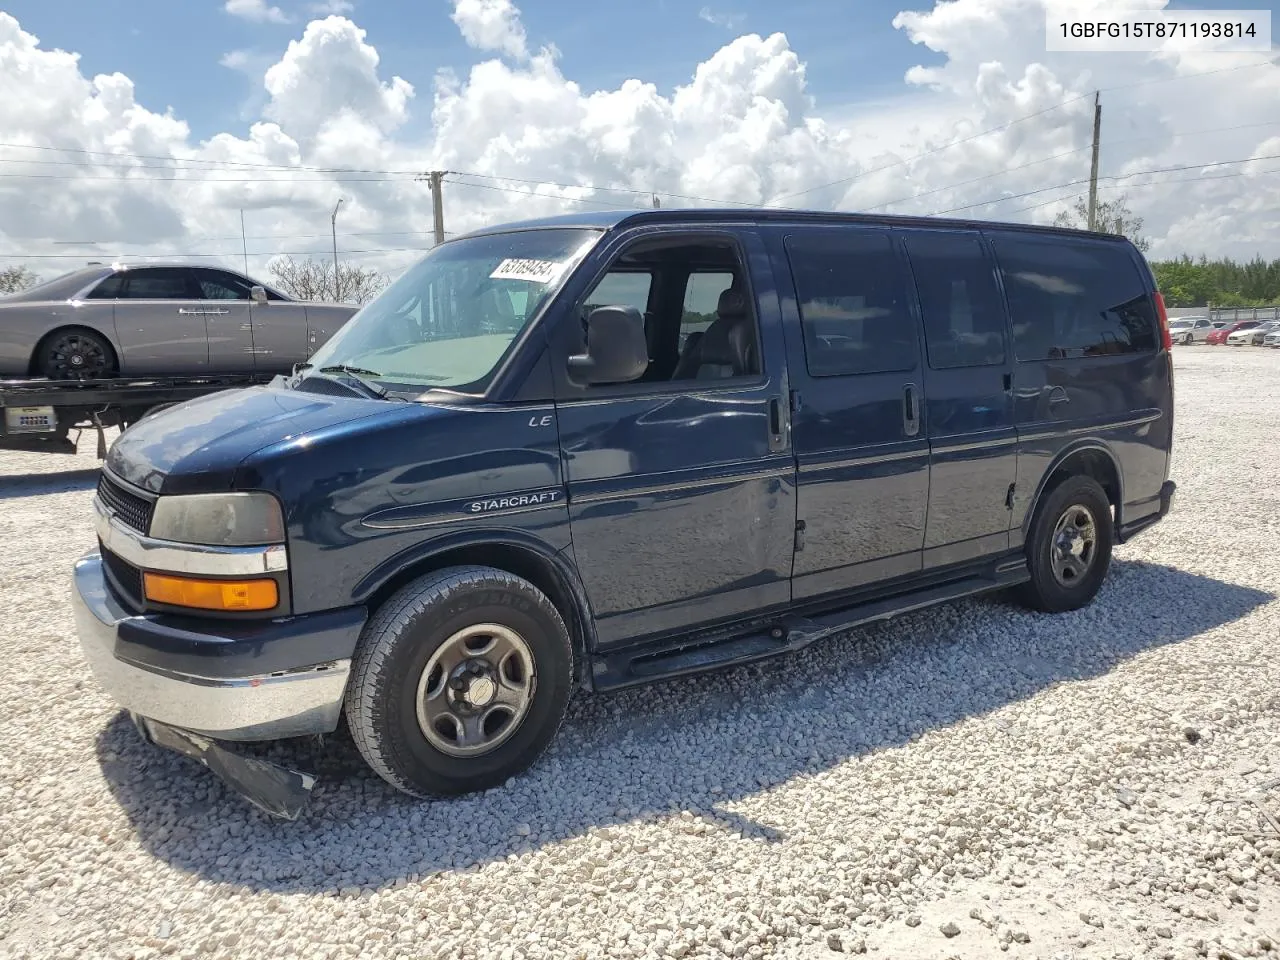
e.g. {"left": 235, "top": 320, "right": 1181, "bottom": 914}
{"left": 0, "top": 263, "right": 358, "bottom": 379}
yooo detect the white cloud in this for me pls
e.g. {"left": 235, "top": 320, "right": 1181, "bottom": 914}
{"left": 0, "top": 0, "right": 1278, "bottom": 283}
{"left": 450, "top": 0, "right": 528, "bottom": 60}
{"left": 310, "top": 0, "right": 355, "bottom": 12}
{"left": 698, "top": 7, "right": 746, "bottom": 30}
{"left": 219, "top": 49, "right": 253, "bottom": 71}
{"left": 262, "top": 17, "right": 413, "bottom": 144}
{"left": 224, "top": 0, "right": 291, "bottom": 25}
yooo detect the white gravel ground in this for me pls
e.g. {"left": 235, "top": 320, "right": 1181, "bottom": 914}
{"left": 3, "top": 347, "right": 1280, "bottom": 960}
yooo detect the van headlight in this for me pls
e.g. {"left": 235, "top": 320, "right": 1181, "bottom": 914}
{"left": 149, "top": 492, "right": 286, "bottom": 546}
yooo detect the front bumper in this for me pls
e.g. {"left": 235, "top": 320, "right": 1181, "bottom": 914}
{"left": 73, "top": 552, "right": 362, "bottom": 741}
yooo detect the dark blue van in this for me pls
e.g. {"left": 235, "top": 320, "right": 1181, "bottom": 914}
{"left": 73, "top": 209, "right": 1177, "bottom": 814}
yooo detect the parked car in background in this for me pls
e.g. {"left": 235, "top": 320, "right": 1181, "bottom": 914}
{"left": 1264, "top": 328, "right": 1280, "bottom": 348}
{"left": 1168, "top": 316, "right": 1213, "bottom": 344}
{"left": 0, "top": 263, "right": 359, "bottom": 379}
{"left": 1226, "top": 321, "right": 1265, "bottom": 345}
{"left": 1248, "top": 320, "right": 1280, "bottom": 345}
{"left": 1207, "top": 320, "right": 1261, "bottom": 345}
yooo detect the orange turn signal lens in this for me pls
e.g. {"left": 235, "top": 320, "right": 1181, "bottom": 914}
{"left": 143, "top": 573, "right": 278, "bottom": 612}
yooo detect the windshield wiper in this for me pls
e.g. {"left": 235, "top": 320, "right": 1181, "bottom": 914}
{"left": 319, "top": 364, "right": 383, "bottom": 378}
{"left": 292, "top": 363, "right": 390, "bottom": 399}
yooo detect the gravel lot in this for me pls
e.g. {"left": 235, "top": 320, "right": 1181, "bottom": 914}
{"left": 3, "top": 347, "right": 1280, "bottom": 960}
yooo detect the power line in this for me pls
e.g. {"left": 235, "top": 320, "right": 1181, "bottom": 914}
{"left": 0, "top": 141, "right": 426, "bottom": 176}
{"left": 862, "top": 119, "right": 1280, "bottom": 213}
{"left": 926, "top": 152, "right": 1280, "bottom": 216}
{"left": 49, "top": 230, "right": 455, "bottom": 245}
{"left": 864, "top": 146, "right": 1092, "bottom": 212}
{"left": 0, "top": 245, "right": 432, "bottom": 261}
{"left": 441, "top": 177, "right": 646, "bottom": 209}
{"left": 770, "top": 97, "right": 1093, "bottom": 205}
{"left": 768, "top": 55, "right": 1278, "bottom": 206}
{"left": 446, "top": 172, "right": 762, "bottom": 209}
{"left": 1005, "top": 166, "right": 1280, "bottom": 217}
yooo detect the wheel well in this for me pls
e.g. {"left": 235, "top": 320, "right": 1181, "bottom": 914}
{"left": 1034, "top": 448, "right": 1122, "bottom": 529}
{"left": 29, "top": 325, "right": 119, "bottom": 376}
{"left": 366, "top": 544, "right": 592, "bottom": 683}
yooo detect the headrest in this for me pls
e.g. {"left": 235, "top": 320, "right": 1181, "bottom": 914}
{"left": 717, "top": 287, "right": 748, "bottom": 320}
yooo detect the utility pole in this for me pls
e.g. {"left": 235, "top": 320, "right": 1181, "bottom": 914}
{"left": 240, "top": 209, "right": 249, "bottom": 276}
{"left": 1087, "top": 91, "right": 1102, "bottom": 231}
{"left": 425, "top": 171, "right": 446, "bottom": 245}
{"left": 331, "top": 197, "right": 343, "bottom": 301}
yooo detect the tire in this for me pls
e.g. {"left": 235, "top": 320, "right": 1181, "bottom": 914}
{"left": 1014, "top": 475, "right": 1114, "bottom": 614}
{"left": 345, "top": 565, "right": 574, "bottom": 798}
{"left": 36, "top": 327, "right": 115, "bottom": 380}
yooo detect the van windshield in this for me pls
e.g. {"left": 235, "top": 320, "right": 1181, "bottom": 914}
{"left": 302, "top": 228, "right": 600, "bottom": 395}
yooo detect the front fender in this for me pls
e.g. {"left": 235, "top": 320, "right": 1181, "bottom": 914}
{"left": 351, "top": 527, "right": 599, "bottom": 679}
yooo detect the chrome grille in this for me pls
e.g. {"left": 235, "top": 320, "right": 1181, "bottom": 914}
{"left": 96, "top": 473, "right": 153, "bottom": 535}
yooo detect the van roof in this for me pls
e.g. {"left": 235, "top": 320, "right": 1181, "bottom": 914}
{"left": 455, "top": 207, "right": 1135, "bottom": 245}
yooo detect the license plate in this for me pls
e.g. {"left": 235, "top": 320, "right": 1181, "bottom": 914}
{"left": 3, "top": 405, "right": 56, "bottom": 434}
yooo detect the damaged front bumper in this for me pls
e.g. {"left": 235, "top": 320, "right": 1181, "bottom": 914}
{"left": 73, "top": 552, "right": 366, "bottom": 817}
{"left": 130, "top": 713, "right": 317, "bottom": 820}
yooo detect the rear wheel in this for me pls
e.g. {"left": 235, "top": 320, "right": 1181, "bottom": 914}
{"left": 1015, "top": 475, "right": 1113, "bottom": 613}
{"left": 37, "top": 328, "right": 114, "bottom": 380}
{"left": 345, "top": 565, "right": 574, "bottom": 797}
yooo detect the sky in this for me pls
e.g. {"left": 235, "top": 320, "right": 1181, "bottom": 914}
{"left": 0, "top": 0, "right": 1277, "bottom": 282}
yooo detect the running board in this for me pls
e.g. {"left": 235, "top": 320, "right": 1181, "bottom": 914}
{"left": 591, "top": 560, "right": 1029, "bottom": 691}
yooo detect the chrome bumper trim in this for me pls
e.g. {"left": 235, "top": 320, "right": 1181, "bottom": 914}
{"left": 73, "top": 553, "right": 345, "bottom": 741}
{"left": 92, "top": 495, "right": 287, "bottom": 576}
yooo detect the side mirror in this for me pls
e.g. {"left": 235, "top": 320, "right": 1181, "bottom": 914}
{"left": 567, "top": 306, "right": 648, "bottom": 386}
{"left": 250, "top": 285, "right": 268, "bottom": 304}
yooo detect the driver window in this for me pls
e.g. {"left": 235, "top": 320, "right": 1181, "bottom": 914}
{"left": 576, "top": 239, "right": 761, "bottom": 386}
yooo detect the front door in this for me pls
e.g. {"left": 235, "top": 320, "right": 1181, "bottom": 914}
{"left": 768, "top": 225, "right": 931, "bottom": 600}
{"left": 191, "top": 268, "right": 257, "bottom": 372}
{"left": 901, "top": 229, "right": 1018, "bottom": 569}
{"left": 553, "top": 229, "right": 796, "bottom": 649}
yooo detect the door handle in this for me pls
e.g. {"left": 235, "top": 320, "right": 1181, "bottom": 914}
{"left": 767, "top": 396, "right": 787, "bottom": 452}
{"left": 177, "top": 308, "right": 205, "bottom": 316}
{"left": 903, "top": 383, "right": 920, "bottom": 437}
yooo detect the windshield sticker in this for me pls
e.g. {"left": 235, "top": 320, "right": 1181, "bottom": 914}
{"left": 489, "top": 258, "right": 567, "bottom": 284}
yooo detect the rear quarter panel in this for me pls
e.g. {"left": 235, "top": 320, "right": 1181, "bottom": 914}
{"left": 303, "top": 304, "right": 359, "bottom": 357}
{"left": 0, "top": 301, "right": 120, "bottom": 376}
{"left": 1000, "top": 236, "right": 1173, "bottom": 545}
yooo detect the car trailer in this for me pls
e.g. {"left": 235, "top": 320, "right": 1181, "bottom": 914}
{"left": 0, "top": 374, "right": 275, "bottom": 458}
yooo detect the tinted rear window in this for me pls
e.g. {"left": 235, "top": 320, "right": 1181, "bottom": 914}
{"left": 903, "top": 231, "right": 1007, "bottom": 369}
{"left": 992, "top": 236, "right": 1157, "bottom": 360}
{"left": 784, "top": 229, "right": 918, "bottom": 377}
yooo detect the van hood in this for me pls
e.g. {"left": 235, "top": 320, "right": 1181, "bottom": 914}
{"left": 105, "top": 382, "right": 392, "bottom": 494}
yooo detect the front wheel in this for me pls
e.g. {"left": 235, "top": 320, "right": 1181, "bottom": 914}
{"left": 1014, "top": 475, "right": 1114, "bottom": 614}
{"left": 345, "top": 566, "right": 574, "bottom": 798}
